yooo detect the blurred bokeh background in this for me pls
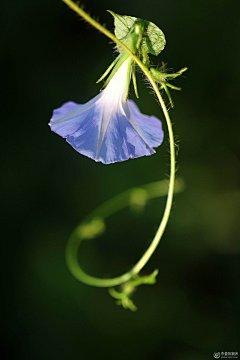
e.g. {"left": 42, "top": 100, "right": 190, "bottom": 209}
{"left": 1, "top": 0, "right": 240, "bottom": 359}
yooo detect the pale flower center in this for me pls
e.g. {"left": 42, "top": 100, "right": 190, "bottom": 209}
{"left": 102, "top": 57, "right": 131, "bottom": 105}
{"left": 95, "top": 58, "right": 131, "bottom": 157}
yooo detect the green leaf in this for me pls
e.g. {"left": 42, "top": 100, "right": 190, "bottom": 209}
{"left": 140, "top": 20, "right": 166, "bottom": 56}
{"left": 108, "top": 10, "right": 136, "bottom": 40}
{"left": 108, "top": 10, "right": 166, "bottom": 57}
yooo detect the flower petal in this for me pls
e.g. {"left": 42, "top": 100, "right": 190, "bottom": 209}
{"left": 49, "top": 58, "right": 164, "bottom": 164}
{"left": 96, "top": 104, "right": 156, "bottom": 164}
{"left": 50, "top": 95, "right": 105, "bottom": 160}
{"left": 50, "top": 101, "right": 82, "bottom": 136}
{"left": 49, "top": 96, "right": 164, "bottom": 164}
{"left": 127, "top": 100, "right": 164, "bottom": 148}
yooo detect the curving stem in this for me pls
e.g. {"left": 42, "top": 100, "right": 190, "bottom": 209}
{"left": 63, "top": 0, "right": 176, "bottom": 288}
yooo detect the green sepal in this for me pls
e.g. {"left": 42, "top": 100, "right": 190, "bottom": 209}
{"left": 96, "top": 54, "right": 121, "bottom": 83}
{"left": 165, "top": 83, "right": 181, "bottom": 91}
{"left": 125, "top": 58, "right": 132, "bottom": 101}
{"left": 161, "top": 82, "right": 174, "bottom": 108}
{"left": 140, "top": 47, "right": 150, "bottom": 66}
{"left": 167, "top": 66, "right": 188, "bottom": 79}
{"left": 132, "top": 62, "right": 139, "bottom": 98}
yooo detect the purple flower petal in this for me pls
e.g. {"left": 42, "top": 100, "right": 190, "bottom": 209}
{"left": 49, "top": 97, "right": 164, "bottom": 164}
{"left": 49, "top": 58, "right": 164, "bottom": 164}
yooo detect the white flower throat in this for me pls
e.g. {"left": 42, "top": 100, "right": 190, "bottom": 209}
{"left": 95, "top": 58, "right": 131, "bottom": 157}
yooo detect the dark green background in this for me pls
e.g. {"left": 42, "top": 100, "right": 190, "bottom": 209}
{"left": 1, "top": 0, "right": 240, "bottom": 359}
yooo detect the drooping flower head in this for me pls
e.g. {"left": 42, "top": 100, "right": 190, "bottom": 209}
{"left": 49, "top": 12, "right": 168, "bottom": 164}
{"left": 49, "top": 57, "right": 164, "bottom": 164}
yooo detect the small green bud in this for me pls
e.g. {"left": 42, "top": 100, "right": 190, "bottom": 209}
{"left": 149, "top": 66, "right": 188, "bottom": 107}
{"left": 150, "top": 67, "right": 168, "bottom": 83}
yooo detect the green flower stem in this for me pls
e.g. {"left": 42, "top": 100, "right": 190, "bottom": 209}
{"left": 63, "top": 0, "right": 176, "bottom": 287}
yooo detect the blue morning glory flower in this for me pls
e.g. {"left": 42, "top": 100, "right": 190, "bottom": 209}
{"left": 49, "top": 58, "right": 164, "bottom": 164}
